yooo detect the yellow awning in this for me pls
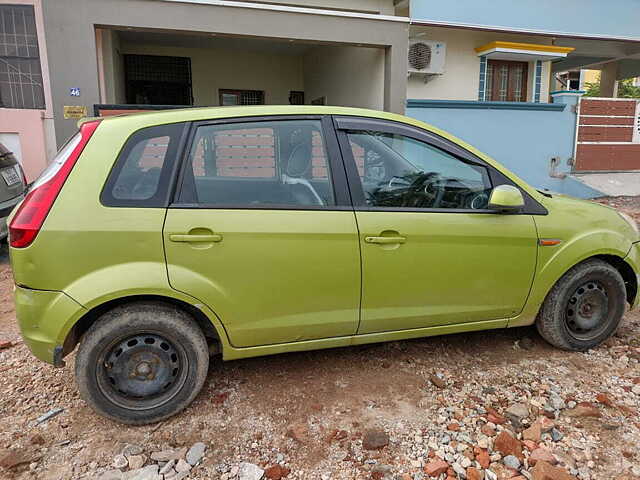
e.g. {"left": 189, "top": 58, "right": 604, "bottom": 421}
{"left": 475, "top": 41, "right": 574, "bottom": 61}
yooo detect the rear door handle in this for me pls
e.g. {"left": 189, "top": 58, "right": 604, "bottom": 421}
{"left": 364, "top": 236, "right": 406, "bottom": 245}
{"left": 169, "top": 234, "right": 223, "bottom": 243}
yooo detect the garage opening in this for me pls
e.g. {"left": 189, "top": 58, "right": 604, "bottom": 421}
{"left": 95, "top": 27, "right": 385, "bottom": 112}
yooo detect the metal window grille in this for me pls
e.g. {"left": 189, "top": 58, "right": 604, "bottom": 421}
{"left": 124, "top": 54, "right": 193, "bottom": 105}
{"left": 485, "top": 64, "right": 494, "bottom": 101}
{"left": 289, "top": 90, "right": 304, "bottom": 105}
{"left": 0, "top": 5, "right": 45, "bottom": 109}
{"left": 219, "top": 89, "right": 265, "bottom": 106}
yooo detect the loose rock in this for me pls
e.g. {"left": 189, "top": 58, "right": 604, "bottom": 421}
{"left": 494, "top": 431, "right": 524, "bottom": 460}
{"left": 238, "top": 462, "right": 265, "bottom": 480}
{"left": 503, "top": 455, "right": 521, "bottom": 470}
{"left": 424, "top": 459, "right": 449, "bottom": 477}
{"left": 128, "top": 455, "right": 146, "bottom": 470}
{"left": 150, "top": 448, "right": 186, "bottom": 462}
{"left": 175, "top": 459, "right": 191, "bottom": 473}
{"left": 531, "top": 460, "right": 576, "bottom": 480}
{"left": 186, "top": 442, "right": 206, "bottom": 466}
{"left": 529, "top": 448, "right": 557, "bottom": 466}
{"left": 523, "top": 422, "right": 542, "bottom": 442}
{"left": 113, "top": 454, "right": 128, "bottom": 469}
{"left": 430, "top": 374, "right": 447, "bottom": 389}
{"left": 264, "top": 464, "right": 290, "bottom": 480}
{"left": 362, "top": 429, "right": 389, "bottom": 450}
{"left": 564, "top": 403, "right": 601, "bottom": 418}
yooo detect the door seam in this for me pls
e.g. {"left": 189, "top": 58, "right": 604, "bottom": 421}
{"left": 330, "top": 115, "right": 364, "bottom": 336}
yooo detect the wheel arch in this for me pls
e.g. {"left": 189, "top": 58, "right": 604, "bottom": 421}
{"left": 62, "top": 294, "right": 225, "bottom": 358}
{"left": 592, "top": 254, "right": 638, "bottom": 306}
{"left": 510, "top": 247, "right": 637, "bottom": 328}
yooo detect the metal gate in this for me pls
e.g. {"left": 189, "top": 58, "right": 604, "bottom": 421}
{"left": 575, "top": 97, "right": 640, "bottom": 171}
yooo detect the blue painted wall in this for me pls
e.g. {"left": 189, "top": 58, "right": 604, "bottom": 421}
{"left": 411, "top": 0, "right": 640, "bottom": 41}
{"left": 405, "top": 95, "right": 603, "bottom": 198}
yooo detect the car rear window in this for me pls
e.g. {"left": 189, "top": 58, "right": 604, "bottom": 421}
{"left": 101, "top": 122, "right": 186, "bottom": 207}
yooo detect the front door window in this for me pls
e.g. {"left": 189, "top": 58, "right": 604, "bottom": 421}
{"left": 346, "top": 130, "right": 493, "bottom": 210}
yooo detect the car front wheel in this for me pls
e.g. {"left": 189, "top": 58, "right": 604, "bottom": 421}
{"left": 536, "top": 259, "right": 626, "bottom": 351}
{"left": 75, "top": 302, "right": 209, "bottom": 424}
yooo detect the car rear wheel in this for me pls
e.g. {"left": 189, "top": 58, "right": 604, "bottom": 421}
{"left": 536, "top": 259, "right": 626, "bottom": 351}
{"left": 75, "top": 302, "right": 209, "bottom": 424}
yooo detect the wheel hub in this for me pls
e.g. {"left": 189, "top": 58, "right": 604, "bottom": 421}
{"left": 565, "top": 281, "right": 608, "bottom": 337}
{"left": 103, "top": 334, "right": 181, "bottom": 399}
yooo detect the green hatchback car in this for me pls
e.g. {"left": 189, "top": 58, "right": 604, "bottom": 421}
{"left": 9, "top": 106, "right": 640, "bottom": 424}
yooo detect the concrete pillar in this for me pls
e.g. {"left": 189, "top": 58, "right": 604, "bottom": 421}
{"left": 384, "top": 44, "right": 408, "bottom": 114}
{"left": 550, "top": 90, "right": 585, "bottom": 175}
{"left": 600, "top": 62, "right": 619, "bottom": 97}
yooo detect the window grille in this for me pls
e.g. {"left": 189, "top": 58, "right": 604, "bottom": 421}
{"left": 0, "top": 5, "right": 44, "bottom": 109}
{"left": 219, "top": 89, "right": 265, "bottom": 106}
{"left": 124, "top": 54, "right": 193, "bottom": 105}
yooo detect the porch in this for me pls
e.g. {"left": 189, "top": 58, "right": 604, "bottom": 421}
{"left": 95, "top": 28, "right": 387, "bottom": 113}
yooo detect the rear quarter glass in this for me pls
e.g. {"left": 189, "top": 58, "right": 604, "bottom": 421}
{"left": 100, "top": 122, "right": 188, "bottom": 208}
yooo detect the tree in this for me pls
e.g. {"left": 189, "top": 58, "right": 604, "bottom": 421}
{"left": 584, "top": 74, "right": 640, "bottom": 98}
{"left": 618, "top": 78, "right": 640, "bottom": 98}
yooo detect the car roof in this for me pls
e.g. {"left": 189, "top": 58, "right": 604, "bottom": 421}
{"left": 88, "top": 105, "right": 413, "bottom": 128}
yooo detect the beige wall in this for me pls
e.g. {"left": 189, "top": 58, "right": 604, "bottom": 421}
{"left": 303, "top": 45, "right": 385, "bottom": 110}
{"left": 99, "top": 29, "right": 126, "bottom": 104}
{"left": 114, "top": 42, "right": 304, "bottom": 106}
{"left": 408, "top": 27, "right": 555, "bottom": 102}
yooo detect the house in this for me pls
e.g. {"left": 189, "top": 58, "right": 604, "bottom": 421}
{"left": 0, "top": 1, "right": 55, "bottom": 182}
{"left": 403, "top": 0, "right": 640, "bottom": 196}
{"left": 1, "top": 0, "right": 639, "bottom": 194}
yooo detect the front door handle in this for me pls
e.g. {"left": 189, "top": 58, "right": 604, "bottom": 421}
{"left": 169, "top": 234, "right": 223, "bottom": 243}
{"left": 364, "top": 236, "right": 406, "bottom": 245}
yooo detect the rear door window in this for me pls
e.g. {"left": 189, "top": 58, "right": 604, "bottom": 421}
{"left": 179, "top": 119, "right": 335, "bottom": 208}
{"left": 101, "top": 122, "right": 186, "bottom": 207}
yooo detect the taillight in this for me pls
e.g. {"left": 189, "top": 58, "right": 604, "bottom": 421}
{"left": 9, "top": 120, "right": 101, "bottom": 248}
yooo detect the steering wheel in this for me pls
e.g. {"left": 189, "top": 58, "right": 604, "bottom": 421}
{"left": 406, "top": 172, "right": 445, "bottom": 208}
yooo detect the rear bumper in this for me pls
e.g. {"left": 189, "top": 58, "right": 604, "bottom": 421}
{"left": 15, "top": 285, "right": 85, "bottom": 366}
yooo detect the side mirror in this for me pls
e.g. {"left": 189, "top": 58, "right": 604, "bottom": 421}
{"left": 488, "top": 185, "right": 524, "bottom": 213}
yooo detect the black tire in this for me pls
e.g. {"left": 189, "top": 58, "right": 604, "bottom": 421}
{"left": 75, "top": 302, "right": 209, "bottom": 425}
{"left": 536, "top": 259, "right": 626, "bottom": 351}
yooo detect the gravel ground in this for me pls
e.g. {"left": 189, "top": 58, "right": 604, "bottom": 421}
{"left": 0, "top": 198, "right": 639, "bottom": 480}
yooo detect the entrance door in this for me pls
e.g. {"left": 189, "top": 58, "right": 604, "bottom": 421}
{"left": 335, "top": 117, "right": 538, "bottom": 334}
{"left": 164, "top": 116, "right": 360, "bottom": 347}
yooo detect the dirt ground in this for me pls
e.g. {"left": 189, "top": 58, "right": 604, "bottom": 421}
{"left": 0, "top": 197, "right": 639, "bottom": 480}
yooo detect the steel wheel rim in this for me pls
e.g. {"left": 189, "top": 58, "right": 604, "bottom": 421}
{"left": 96, "top": 332, "right": 188, "bottom": 411}
{"left": 564, "top": 280, "right": 610, "bottom": 341}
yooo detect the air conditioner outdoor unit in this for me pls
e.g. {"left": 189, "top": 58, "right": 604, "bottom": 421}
{"left": 408, "top": 40, "right": 446, "bottom": 76}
